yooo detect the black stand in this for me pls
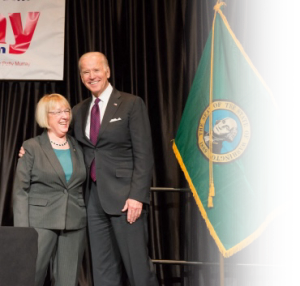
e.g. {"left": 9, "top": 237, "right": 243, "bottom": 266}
{"left": 0, "top": 227, "right": 38, "bottom": 286}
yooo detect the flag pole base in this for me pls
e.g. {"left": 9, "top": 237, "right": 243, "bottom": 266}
{"left": 219, "top": 252, "right": 225, "bottom": 286}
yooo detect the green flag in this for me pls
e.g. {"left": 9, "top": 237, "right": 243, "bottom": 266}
{"left": 173, "top": 2, "right": 281, "bottom": 257}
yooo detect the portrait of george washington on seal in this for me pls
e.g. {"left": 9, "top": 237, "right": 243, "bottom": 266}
{"left": 204, "top": 117, "right": 238, "bottom": 154}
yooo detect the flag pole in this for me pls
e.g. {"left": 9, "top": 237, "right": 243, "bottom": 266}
{"left": 219, "top": 252, "right": 225, "bottom": 286}
{"left": 217, "top": 0, "right": 225, "bottom": 286}
{"left": 216, "top": 0, "right": 225, "bottom": 286}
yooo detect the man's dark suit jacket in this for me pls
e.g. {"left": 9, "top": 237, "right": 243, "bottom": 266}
{"left": 72, "top": 88, "right": 154, "bottom": 215}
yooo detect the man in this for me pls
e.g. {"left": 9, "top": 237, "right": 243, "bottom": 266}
{"left": 72, "top": 52, "right": 158, "bottom": 286}
{"left": 204, "top": 117, "right": 238, "bottom": 154}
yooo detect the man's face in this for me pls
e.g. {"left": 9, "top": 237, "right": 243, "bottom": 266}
{"left": 80, "top": 53, "right": 110, "bottom": 97}
{"left": 213, "top": 118, "right": 237, "bottom": 139}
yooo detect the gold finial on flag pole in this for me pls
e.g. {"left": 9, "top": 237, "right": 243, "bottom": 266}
{"left": 214, "top": 1, "right": 226, "bottom": 12}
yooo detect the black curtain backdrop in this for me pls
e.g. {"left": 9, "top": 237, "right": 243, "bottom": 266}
{"left": 0, "top": 0, "right": 295, "bottom": 285}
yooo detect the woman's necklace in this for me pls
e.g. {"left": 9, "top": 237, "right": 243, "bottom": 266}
{"left": 50, "top": 140, "right": 68, "bottom": 146}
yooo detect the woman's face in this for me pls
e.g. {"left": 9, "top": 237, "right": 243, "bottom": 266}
{"left": 47, "top": 102, "right": 70, "bottom": 137}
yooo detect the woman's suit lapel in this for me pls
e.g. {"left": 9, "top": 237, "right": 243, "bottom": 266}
{"left": 66, "top": 135, "right": 83, "bottom": 188}
{"left": 41, "top": 133, "right": 83, "bottom": 188}
{"left": 39, "top": 131, "right": 68, "bottom": 188}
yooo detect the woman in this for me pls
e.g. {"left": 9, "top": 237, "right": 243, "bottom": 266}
{"left": 13, "top": 94, "right": 87, "bottom": 286}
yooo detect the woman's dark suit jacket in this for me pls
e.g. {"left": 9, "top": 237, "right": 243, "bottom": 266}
{"left": 13, "top": 131, "right": 87, "bottom": 230}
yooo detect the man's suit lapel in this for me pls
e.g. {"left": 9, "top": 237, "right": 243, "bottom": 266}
{"left": 39, "top": 131, "right": 68, "bottom": 188}
{"left": 98, "top": 89, "right": 122, "bottom": 140}
{"left": 81, "top": 98, "right": 93, "bottom": 145}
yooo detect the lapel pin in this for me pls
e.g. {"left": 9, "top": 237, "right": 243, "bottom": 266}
{"left": 114, "top": 103, "right": 118, "bottom": 106}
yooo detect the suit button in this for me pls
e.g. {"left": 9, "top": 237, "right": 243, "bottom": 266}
{"left": 64, "top": 189, "right": 68, "bottom": 194}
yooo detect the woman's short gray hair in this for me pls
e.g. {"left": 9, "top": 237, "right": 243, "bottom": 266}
{"left": 35, "top": 93, "right": 72, "bottom": 129}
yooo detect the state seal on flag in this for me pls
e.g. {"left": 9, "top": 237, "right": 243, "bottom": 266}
{"left": 197, "top": 101, "right": 250, "bottom": 163}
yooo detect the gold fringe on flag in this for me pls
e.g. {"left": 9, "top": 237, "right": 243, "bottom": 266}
{"left": 173, "top": 141, "right": 284, "bottom": 257}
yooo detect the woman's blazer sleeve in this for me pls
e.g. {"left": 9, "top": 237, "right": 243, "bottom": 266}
{"left": 13, "top": 141, "right": 34, "bottom": 227}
